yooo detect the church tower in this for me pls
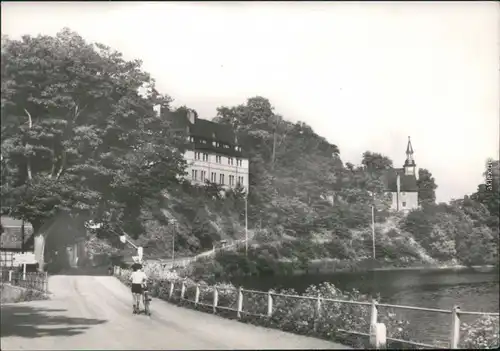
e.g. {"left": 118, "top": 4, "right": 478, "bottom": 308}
{"left": 403, "top": 136, "right": 416, "bottom": 176}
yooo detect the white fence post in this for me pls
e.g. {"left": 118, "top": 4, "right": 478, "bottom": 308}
{"left": 369, "top": 300, "right": 387, "bottom": 349}
{"left": 237, "top": 287, "right": 243, "bottom": 319}
{"left": 195, "top": 284, "right": 200, "bottom": 305}
{"left": 450, "top": 305, "right": 461, "bottom": 349}
{"left": 169, "top": 281, "right": 175, "bottom": 299}
{"left": 213, "top": 287, "right": 219, "bottom": 314}
{"left": 180, "top": 281, "right": 186, "bottom": 300}
{"left": 267, "top": 291, "right": 273, "bottom": 317}
{"left": 8, "top": 270, "right": 13, "bottom": 282}
{"left": 370, "top": 299, "right": 378, "bottom": 326}
{"left": 22, "top": 263, "right": 26, "bottom": 280}
{"left": 314, "top": 294, "right": 322, "bottom": 332}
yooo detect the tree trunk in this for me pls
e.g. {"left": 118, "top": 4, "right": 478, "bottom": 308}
{"left": 32, "top": 221, "right": 46, "bottom": 272}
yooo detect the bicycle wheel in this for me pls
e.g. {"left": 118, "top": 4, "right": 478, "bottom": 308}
{"left": 144, "top": 294, "right": 151, "bottom": 316}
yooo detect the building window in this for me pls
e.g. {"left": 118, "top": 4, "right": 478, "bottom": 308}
{"left": 190, "top": 137, "right": 194, "bottom": 143}
{"left": 195, "top": 152, "right": 201, "bottom": 160}
{"left": 211, "top": 172, "right": 216, "bottom": 183}
{"left": 200, "top": 170, "right": 206, "bottom": 181}
{"left": 238, "top": 176, "right": 244, "bottom": 185}
{"left": 191, "top": 170, "right": 198, "bottom": 180}
{"left": 201, "top": 139, "right": 207, "bottom": 144}
{"left": 402, "top": 202, "right": 406, "bottom": 207}
{"left": 228, "top": 157, "right": 233, "bottom": 165}
{"left": 216, "top": 155, "right": 222, "bottom": 163}
{"left": 229, "top": 175, "right": 235, "bottom": 186}
{"left": 236, "top": 159, "right": 242, "bottom": 167}
{"left": 219, "top": 174, "right": 225, "bottom": 185}
{"left": 212, "top": 141, "right": 217, "bottom": 147}
{"left": 203, "top": 153, "right": 208, "bottom": 161}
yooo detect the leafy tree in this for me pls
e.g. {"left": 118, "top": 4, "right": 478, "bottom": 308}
{"left": 361, "top": 151, "right": 393, "bottom": 171}
{"left": 1, "top": 29, "right": 186, "bottom": 269}
{"left": 417, "top": 168, "right": 437, "bottom": 205}
{"left": 471, "top": 159, "right": 499, "bottom": 222}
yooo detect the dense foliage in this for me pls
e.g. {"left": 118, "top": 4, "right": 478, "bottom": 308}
{"left": 1, "top": 29, "right": 498, "bottom": 272}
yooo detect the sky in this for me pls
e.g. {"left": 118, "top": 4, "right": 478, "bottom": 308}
{"left": 2, "top": 1, "right": 499, "bottom": 203}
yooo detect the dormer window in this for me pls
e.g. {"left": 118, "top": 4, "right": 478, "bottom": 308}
{"left": 212, "top": 141, "right": 217, "bottom": 146}
{"left": 189, "top": 137, "right": 194, "bottom": 143}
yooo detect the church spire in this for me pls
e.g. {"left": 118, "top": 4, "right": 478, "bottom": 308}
{"left": 404, "top": 136, "right": 416, "bottom": 175}
{"left": 406, "top": 136, "right": 414, "bottom": 155}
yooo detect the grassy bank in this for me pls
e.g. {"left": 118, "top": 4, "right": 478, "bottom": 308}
{"left": 115, "top": 268, "right": 498, "bottom": 349}
{"left": 0, "top": 283, "right": 48, "bottom": 304}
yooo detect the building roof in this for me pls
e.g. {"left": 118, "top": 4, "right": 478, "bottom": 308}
{"left": 167, "top": 109, "right": 246, "bottom": 158}
{"left": 384, "top": 168, "right": 418, "bottom": 192}
{"left": 406, "top": 136, "right": 414, "bottom": 154}
{"left": 1, "top": 216, "right": 34, "bottom": 250}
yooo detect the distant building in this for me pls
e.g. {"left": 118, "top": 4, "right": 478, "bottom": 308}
{"left": 163, "top": 107, "right": 249, "bottom": 194}
{"left": 384, "top": 137, "right": 419, "bottom": 212}
{"left": 0, "top": 216, "right": 34, "bottom": 267}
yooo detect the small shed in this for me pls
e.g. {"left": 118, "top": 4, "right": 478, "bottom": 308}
{"left": 0, "top": 216, "right": 34, "bottom": 267}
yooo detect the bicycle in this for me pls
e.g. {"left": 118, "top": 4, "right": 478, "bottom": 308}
{"left": 142, "top": 284, "right": 151, "bottom": 316}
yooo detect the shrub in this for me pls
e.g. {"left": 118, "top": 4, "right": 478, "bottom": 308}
{"left": 461, "top": 315, "right": 499, "bottom": 349}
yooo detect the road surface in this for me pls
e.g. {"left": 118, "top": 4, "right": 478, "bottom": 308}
{"left": 1, "top": 275, "right": 349, "bottom": 350}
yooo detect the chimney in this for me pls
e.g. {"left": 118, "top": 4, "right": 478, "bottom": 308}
{"left": 187, "top": 109, "right": 196, "bottom": 124}
{"left": 153, "top": 104, "right": 161, "bottom": 117}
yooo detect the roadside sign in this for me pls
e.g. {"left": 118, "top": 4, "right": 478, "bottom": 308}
{"left": 12, "top": 252, "right": 36, "bottom": 266}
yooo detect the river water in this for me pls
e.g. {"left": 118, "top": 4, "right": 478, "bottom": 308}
{"left": 233, "top": 268, "right": 499, "bottom": 346}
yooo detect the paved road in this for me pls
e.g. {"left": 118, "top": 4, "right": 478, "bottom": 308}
{"left": 1, "top": 275, "right": 349, "bottom": 350}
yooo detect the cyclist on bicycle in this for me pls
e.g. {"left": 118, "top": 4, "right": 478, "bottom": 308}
{"left": 130, "top": 263, "right": 148, "bottom": 314}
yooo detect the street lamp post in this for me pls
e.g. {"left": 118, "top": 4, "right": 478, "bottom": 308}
{"left": 368, "top": 191, "right": 376, "bottom": 260}
{"left": 371, "top": 205, "right": 376, "bottom": 260}
{"left": 245, "top": 196, "right": 248, "bottom": 256}
{"left": 171, "top": 219, "right": 177, "bottom": 264}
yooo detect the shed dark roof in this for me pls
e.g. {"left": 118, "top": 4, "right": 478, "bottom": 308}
{"left": 384, "top": 168, "right": 418, "bottom": 192}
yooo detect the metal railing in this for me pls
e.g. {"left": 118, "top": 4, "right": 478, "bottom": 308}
{"left": 115, "top": 268, "right": 498, "bottom": 349}
{"left": 152, "top": 239, "right": 250, "bottom": 270}
{"left": 1, "top": 269, "right": 48, "bottom": 293}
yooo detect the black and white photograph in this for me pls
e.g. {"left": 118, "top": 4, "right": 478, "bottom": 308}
{"left": 1, "top": 1, "right": 499, "bottom": 350}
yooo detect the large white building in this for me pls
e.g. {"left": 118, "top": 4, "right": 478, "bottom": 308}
{"left": 166, "top": 108, "right": 249, "bottom": 193}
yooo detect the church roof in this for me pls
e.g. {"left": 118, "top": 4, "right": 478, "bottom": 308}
{"left": 384, "top": 168, "right": 418, "bottom": 192}
{"left": 406, "top": 136, "right": 414, "bottom": 154}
